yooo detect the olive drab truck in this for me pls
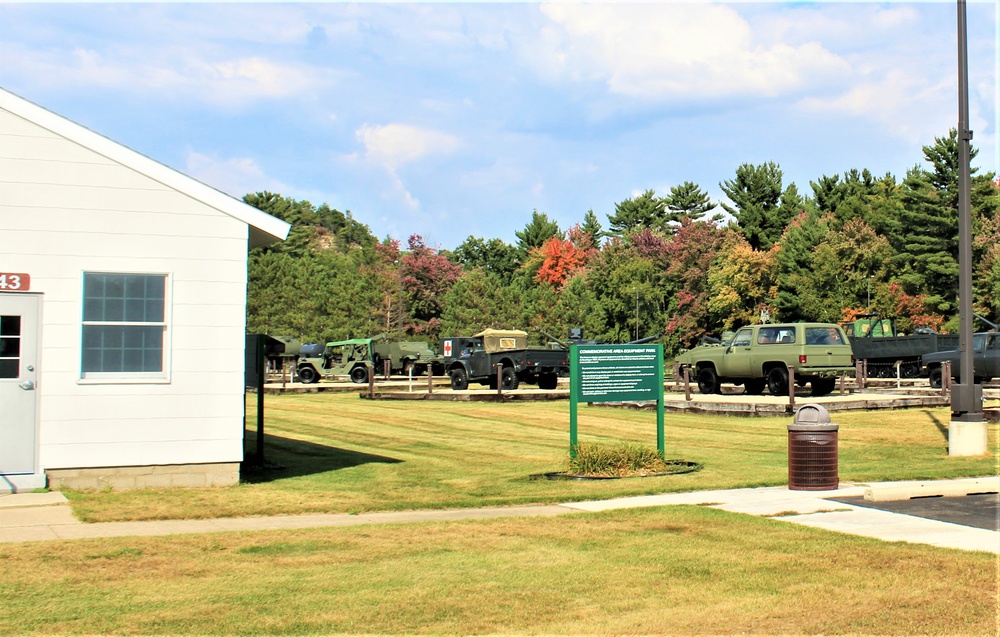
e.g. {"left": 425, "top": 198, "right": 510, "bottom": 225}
{"left": 440, "top": 329, "right": 569, "bottom": 390}
{"left": 674, "top": 323, "right": 855, "bottom": 396}
{"left": 368, "top": 333, "right": 444, "bottom": 377}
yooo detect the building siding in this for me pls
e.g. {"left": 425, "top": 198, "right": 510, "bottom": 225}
{"left": 0, "top": 107, "right": 251, "bottom": 472}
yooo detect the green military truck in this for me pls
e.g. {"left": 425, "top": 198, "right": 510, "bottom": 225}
{"left": 674, "top": 323, "right": 855, "bottom": 396}
{"left": 296, "top": 338, "right": 374, "bottom": 384}
{"left": 370, "top": 335, "right": 444, "bottom": 377}
{"left": 441, "top": 329, "right": 569, "bottom": 390}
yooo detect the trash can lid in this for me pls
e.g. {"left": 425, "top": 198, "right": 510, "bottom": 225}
{"left": 789, "top": 403, "right": 838, "bottom": 431}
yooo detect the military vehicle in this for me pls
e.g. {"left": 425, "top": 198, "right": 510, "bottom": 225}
{"left": 440, "top": 329, "right": 569, "bottom": 390}
{"left": 674, "top": 323, "right": 855, "bottom": 396}
{"left": 922, "top": 331, "right": 1000, "bottom": 388}
{"left": 842, "top": 314, "right": 958, "bottom": 378}
{"left": 296, "top": 338, "right": 373, "bottom": 384}
{"left": 369, "top": 333, "right": 444, "bottom": 377}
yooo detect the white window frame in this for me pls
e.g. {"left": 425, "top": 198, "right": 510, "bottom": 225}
{"left": 78, "top": 271, "right": 172, "bottom": 384}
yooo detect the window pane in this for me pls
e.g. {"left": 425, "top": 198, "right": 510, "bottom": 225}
{"left": 0, "top": 315, "right": 21, "bottom": 336}
{"left": 0, "top": 337, "right": 19, "bottom": 357}
{"left": 0, "top": 359, "right": 17, "bottom": 379}
{"left": 82, "top": 325, "right": 164, "bottom": 373}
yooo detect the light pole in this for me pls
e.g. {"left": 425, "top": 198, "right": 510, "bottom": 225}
{"left": 949, "top": 0, "right": 985, "bottom": 454}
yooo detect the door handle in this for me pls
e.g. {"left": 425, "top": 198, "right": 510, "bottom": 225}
{"left": 18, "top": 379, "right": 35, "bottom": 390}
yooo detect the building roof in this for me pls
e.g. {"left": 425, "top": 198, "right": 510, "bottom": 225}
{"left": 0, "top": 87, "right": 290, "bottom": 248}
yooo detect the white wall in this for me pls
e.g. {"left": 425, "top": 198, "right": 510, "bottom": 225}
{"left": 0, "top": 108, "right": 250, "bottom": 470}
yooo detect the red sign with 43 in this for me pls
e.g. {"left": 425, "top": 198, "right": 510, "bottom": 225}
{"left": 0, "top": 272, "right": 31, "bottom": 291}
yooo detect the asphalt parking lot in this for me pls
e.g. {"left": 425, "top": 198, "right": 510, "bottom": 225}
{"left": 832, "top": 492, "right": 1000, "bottom": 531}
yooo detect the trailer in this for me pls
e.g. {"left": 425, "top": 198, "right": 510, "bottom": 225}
{"left": 840, "top": 315, "right": 959, "bottom": 378}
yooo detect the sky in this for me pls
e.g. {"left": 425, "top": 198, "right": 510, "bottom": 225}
{"left": 1, "top": 1, "right": 997, "bottom": 251}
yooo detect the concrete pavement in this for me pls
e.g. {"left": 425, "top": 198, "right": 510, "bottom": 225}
{"left": 2, "top": 477, "right": 997, "bottom": 553}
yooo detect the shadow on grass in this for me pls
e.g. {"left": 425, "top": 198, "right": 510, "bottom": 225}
{"left": 925, "top": 409, "right": 949, "bottom": 445}
{"left": 241, "top": 432, "right": 402, "bottom": 484}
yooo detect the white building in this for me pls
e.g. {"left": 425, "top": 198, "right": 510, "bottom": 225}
{"left": 0, "top": 88, "right": 289, "bottom": 493}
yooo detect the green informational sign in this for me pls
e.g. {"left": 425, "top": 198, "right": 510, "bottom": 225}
{"left": 569, "top": 344, "right": 665, "bottom": 457}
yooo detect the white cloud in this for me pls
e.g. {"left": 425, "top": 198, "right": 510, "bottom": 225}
{"left": 355, "top": 123, "right": 462, "bottom": 172}
{"left": 184, "top": 150, "right": 291, "bottom": 199}
{"left": 534, "top": 3, "right": 851, "bottom": 100}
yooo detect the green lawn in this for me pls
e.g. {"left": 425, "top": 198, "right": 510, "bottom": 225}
{"left": 63, "top": 393, "right": 998, "bottom": 523}
{"left": 1, "top": 507, "right": 995, "bottom": 635}
{"left": 6, "top": 393, "right": 998, "bottom": 636}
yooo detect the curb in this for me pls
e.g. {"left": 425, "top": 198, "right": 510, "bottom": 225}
{"left": 864, "top": 477, "right": 1000, "bottom": 502}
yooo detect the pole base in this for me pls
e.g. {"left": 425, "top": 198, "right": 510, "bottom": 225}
{"left": 948, "top": 419, "right": 988, "bottom": 456}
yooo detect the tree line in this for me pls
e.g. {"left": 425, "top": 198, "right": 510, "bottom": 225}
{"left": 246, "top": 130, "right": 1000, "bottom": 357}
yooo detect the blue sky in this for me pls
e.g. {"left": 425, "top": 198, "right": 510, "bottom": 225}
{"left": 1, "top": 1, "right": 997, "bottom": 251}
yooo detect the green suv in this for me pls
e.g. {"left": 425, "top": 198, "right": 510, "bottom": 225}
{"left": 674, "top": 323, "right": 855, "bottom": 396}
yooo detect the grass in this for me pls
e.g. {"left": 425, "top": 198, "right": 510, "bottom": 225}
{"left": 61, "top": 393, "right": 999, "bottom": 523}
{"left": 1, "top": 506, "right": 996, "bottom": 635}
{"left": 6, "top": 394, "right": 999, "bottom": 635}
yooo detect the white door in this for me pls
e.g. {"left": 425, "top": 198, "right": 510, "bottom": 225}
{"left": 0, "top": 293, "right": 40, "bottom": 475}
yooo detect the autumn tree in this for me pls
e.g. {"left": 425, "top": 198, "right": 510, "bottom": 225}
{"left": 706, "top": 230, "right": 779, "bottom": 330}
{"left": 663, "top": 219, "right": 727, "bottom": 352}
{"left": 399, "top": 235, "right": 461, "bottom": 340}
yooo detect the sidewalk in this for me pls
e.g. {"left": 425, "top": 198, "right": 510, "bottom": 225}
{"left": 2, "top": 478, "right": 997, "bottom": 553}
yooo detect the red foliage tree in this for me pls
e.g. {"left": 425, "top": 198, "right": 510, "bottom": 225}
{"left": 399, "top": 235, "right": 461, "bottom": 334}
{"left": 533, "top": 235, "right": 591, "bottom": 289}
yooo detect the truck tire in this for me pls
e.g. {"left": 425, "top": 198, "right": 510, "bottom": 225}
{"left": 501, "top": 366, "right": 519, "bottom": 390}
{"left": 697, "top": 367, "right": 720, "bottom": 394}
{"left": 450, "top": 367, "right": 469, "bottom": 390}
{"left": 928, "top": 367, "right": 943, "bottom": 389}
{"left": 767, "top": 367, "right": 789, "bottom": 396}
{"left": 744, "top": 378, "right": 765, "bottom": 395}
{"left": 538, "top": 372, "right": 558, "bottom": 390}
{"left": 298, "top": 366, "right": 318, "bottom": 384}
{"left": 350, "top": 365, "right": 369, "bottom": 384}
{"left": 811, "top": 377, "right": 836, "bottom": 397}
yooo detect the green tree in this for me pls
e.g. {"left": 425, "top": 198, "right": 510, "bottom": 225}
{"left": 607, "top": 189, "right": 668, "bottom": 237}
{"left": 719, "top": 162, "right": 796, "bottom": 250}
{"left": 665, "top": 181, "right": 718, "bottom": 222}
{"left": 515, "top": 210, "right": 561, "bottom": 256}
{"left": 580, "top": 209, "right": 606, "bottom": 246}
{"left": 773, "top": 210, "right": 830, "bottom": 322}
{"left": 894, "top": 166, "right": 958, "bottom": 314}
{"left": 450, "top": 236, "right": 521, "bottom": 283}
{"left": 439, "top": 269, "right": 524, "bottom": 335}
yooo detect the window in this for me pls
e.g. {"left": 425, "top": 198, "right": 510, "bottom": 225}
{"left": 732, "top": 329, "right": 752, "bottom": 347}
{"left": 0, "top": 314, "right": 21, "bottom": 378}
{"left": 81, "top": 273, "right": 167, "bottom": 379}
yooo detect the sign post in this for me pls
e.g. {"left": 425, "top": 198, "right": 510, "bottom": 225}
{"left": 569, "top": 344, "right": 665, "bottom": 458}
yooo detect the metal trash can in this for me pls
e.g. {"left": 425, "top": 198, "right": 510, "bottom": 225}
{"left": 788, "top": 404, "right": 839, "bottom": 491}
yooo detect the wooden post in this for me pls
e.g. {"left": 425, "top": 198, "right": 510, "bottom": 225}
{"left": 838, "top": 373, "right": 845, "bottom": 395}
{"left": 788, "top": 365, "right": 796, "bottom": 412}
{"left": 672, "top": 361, "right": 681, "bottom": 389}
{"left": 856, "top": 360, "right": 865, "bottom": 391}
{"left": 367, "top": 362, "right": 375, "bottom": 398}
{"left": 428, "top": 366, "right": 434, "bottom": 395}
{"left": 942, "top": 361, "right": 952, "bottom": 396}
{"left": 683, "top": 366, "right": 691, "bottom": 402}
{"left": 496, "top": 365, "right": 503, "bottom": 396}
{"left": 383, "top": 359, "right": 390, "bottom": 380}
